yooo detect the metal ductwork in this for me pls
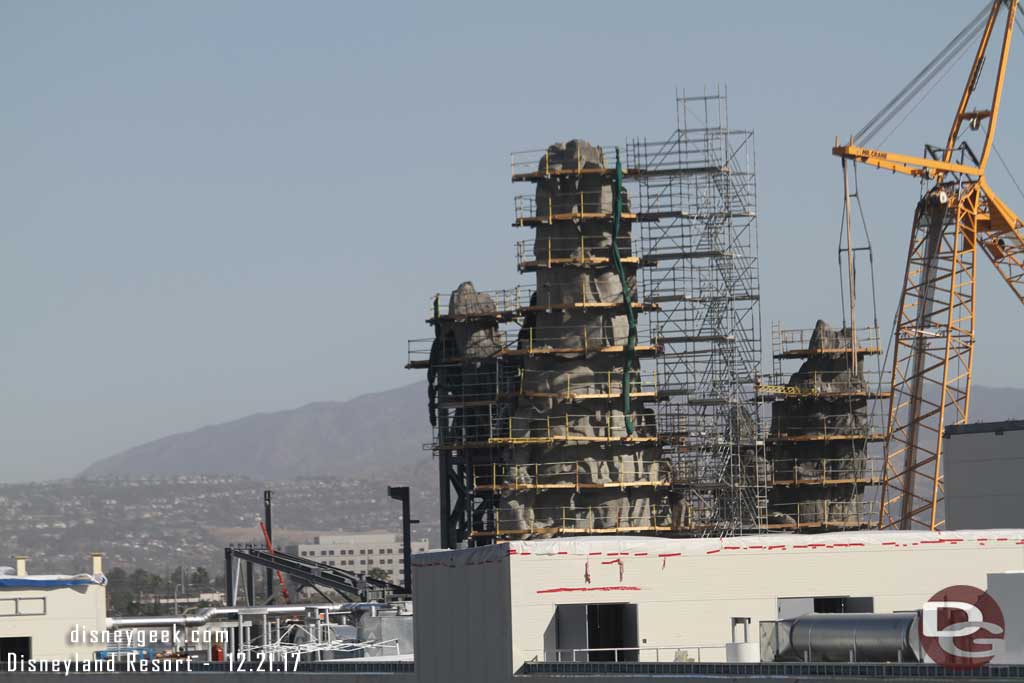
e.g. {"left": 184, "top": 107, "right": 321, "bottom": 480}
{"left": 761, "top": 613, "right": 921, "bottom": 663}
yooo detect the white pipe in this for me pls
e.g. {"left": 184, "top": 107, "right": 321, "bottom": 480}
{"left": 106, "top": 602, "right": 385, "bottom": 630}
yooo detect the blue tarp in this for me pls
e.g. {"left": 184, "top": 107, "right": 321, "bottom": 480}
{"left": 0, "top": 573, "right": 106, "bottom": 588}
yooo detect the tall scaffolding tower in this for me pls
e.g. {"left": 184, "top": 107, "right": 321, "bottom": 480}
{"left": 628, "top": 92, "right": 767, "bottom": 535}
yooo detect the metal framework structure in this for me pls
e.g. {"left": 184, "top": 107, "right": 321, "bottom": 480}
{"left": 757, "top": 322, "right": 885, "bottom": 530}
{"left": 243, "top": 624, "right": 402, "bottom": 661}
{"left": 410, "top": 315, "right": 523, "bottom": 546}
{"left": 224, "top": 547, "right": 402, "bottom": 605}
{"left": 834, "top": 0, "right": 1024, "bottom": 529}
{"left": 409, "top": 92, "right": 771, "bottom": 547}
{"left": 628, "top": 92, "right": 767, "bottom": 535}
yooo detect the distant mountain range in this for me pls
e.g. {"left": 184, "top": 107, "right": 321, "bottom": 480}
{"left": 79, "top": 382, "right": 1024, "bottom": 482}
{"left": 80, "top": 381, "right": 435, "bottom": 485}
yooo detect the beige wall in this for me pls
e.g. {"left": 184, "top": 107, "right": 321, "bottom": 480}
{"left": 506, "top": 532, "right": 1024, "bottom": 667}
{"left": 412, "top": 531, "right": 1024, "bottom": 683}
{"left": 0, "top": 582, "right": 106, "bottom": 660}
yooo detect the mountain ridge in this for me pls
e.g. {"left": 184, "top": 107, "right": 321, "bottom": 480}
{"left": 79, "top": 381, "right": 1024, "bottom": 481}
{"left": 80, "top": 380, "right": 433, "bottom": 483}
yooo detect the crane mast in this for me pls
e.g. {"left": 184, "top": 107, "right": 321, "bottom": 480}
{"left": 833, "top": 0, "right": 1023, "bottom": 530}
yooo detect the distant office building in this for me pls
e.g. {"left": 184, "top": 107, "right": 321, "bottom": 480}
{"left": 285, "top": 532, "right": 428, "bottom": 585}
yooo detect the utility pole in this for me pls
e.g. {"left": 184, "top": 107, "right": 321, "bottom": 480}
{"left": 387, "top": 486, "right": 417, "bottom": 595}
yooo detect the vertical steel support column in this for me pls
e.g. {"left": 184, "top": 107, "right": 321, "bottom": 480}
{"left": 388, "top": 485, "right": 414, "bottom": 594}
{"left": 245, "top": 561, "right": 256, "bottom": 607}
{"left": 439, "top": 453, "right": 454, "bottom": 548}
{"left": 224, "top": 548, "right": 236, "bottom": 608}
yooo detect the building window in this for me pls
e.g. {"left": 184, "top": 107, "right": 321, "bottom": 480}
{"left": 0, "top": 598, "right": 46, "bottom": 617}
{"left": 777, "top": 596, "right": 874, "bottom": 620}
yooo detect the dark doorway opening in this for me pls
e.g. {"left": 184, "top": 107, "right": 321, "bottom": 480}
{"left": 587, "top": 603, "right": 638, "bottom": 661}
{"left": 0, "top": 637, "right": 31, "bottom": 663}
{"left": 555, "top": 602, "right": 639, "bottom": 662}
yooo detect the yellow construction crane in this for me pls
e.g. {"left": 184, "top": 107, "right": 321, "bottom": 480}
{"left": 833, "top": 0, "right": 1023, "bottom": 530}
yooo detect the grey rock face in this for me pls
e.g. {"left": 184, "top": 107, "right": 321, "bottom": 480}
{"left": 445, "top": 282, "right": 502, "bottom": 359}
{"left": 768, "top": 320, "right": 871, "bottom": 527}
{"left": 497, "top": 139, "right": 667, "bottom": 537}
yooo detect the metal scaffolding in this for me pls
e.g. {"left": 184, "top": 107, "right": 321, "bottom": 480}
{"left": 628, "top": 91, "right": 767, "bottom": 535}
{"left": 408, "top": 91, "right": 771, "bottom": 546}
{"left": 758, "top": 322, "right": 884, "bottom": 531}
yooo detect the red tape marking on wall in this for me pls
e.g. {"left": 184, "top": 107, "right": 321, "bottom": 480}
{"left": 537, "top": 586, "right": 642, "bottom": 594}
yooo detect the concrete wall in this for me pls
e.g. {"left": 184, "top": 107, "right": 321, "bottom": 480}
{"left": 410, "top": 530, "right": 1024, "bottom": 683}
{"left": 505, "top": 533, "right": 1024, "bottom": 667}
{"left": 989, "top": 570, "right": 1024, "bottom": 664}
{"left": 411, "top": 546, "right": 512, "bottom": 683}
{"left": 503, "top": 532, "right": 1024, "bottom": 668}
{"left": 0, "top": 583, "right": 106, "bottom": 660}
{"left": 945, "top": 428, "right": 1024, "bottom": 530}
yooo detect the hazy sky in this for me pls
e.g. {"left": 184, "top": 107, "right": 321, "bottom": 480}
{"left": 4, "top": 1, "right": 1024, "bottom": 482}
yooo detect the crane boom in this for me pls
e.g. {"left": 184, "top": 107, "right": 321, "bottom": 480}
{"left": 978, "top": 179, "right": 1024, "bottom": 303}
{"left": 833, "top": 0, "right": 1020, "bottom": 530}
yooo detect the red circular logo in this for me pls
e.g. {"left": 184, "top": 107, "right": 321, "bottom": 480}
{"left": 919, "top": 584, "right": 1005, "bottom": 668}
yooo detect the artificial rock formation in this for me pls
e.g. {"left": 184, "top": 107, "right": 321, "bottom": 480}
{"left": 498, "top": 140, "right": 669, "bottom": 536}
{"left": 428, "top": 282, "right": 506, "bottom": 442}
{"left": 767, "top": 320, "right": 871, "bottom": 528}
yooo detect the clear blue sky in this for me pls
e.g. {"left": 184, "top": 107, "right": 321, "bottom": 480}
{"left": 3, "top": 1, "right": 1024, "bottom": 481}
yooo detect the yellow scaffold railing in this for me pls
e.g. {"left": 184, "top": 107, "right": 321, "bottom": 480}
{"left": 472, "top": 460, "right": 671, "bottom": 493}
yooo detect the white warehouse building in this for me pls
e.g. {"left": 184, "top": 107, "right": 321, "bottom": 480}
{"left": 412, "top": 529, "right": 1024, "bottom": 683}
{"left": 0, "top": 555, "right": 107, "bottom": 662}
